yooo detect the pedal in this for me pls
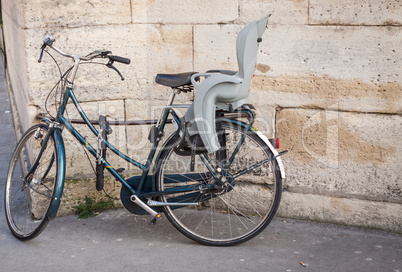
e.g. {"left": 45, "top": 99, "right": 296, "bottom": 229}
{"left": 149, "top": 213, "right": 162, "bottom": 226}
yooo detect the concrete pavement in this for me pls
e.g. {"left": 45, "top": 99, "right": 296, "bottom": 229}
{"left": 0, "top": 58, "right": 401, "bottom": 272}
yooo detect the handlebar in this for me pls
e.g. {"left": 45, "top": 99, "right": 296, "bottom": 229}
{"left": 38, "top": 35, "right": 130, "bottom": 80}
{"left": 39, "top": 35, "right": 130, "bottom": 64}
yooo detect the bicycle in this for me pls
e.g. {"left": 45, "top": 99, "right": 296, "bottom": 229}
{"left": 4, "top": 15, "right": 286, "bottom": 246}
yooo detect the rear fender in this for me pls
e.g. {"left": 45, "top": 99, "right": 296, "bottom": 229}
{"left": 224, "top": 118, "right": 286, "bottom": 179}
{"left": 252, "top": 129, "right": 286, "bottom": 179}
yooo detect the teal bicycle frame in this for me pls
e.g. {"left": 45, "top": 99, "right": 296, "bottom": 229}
{"left": 32, "top": 42, "right": 262, "bottom": 221}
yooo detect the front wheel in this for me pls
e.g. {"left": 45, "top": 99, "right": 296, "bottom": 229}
{"left": 155, "top": 120, "right": 282, "bottom": 246}
{"left": 4, "top": 124, "right": 59, "bottom": 240}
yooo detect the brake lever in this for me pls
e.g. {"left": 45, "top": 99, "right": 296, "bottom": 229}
{"left": 106, "top": 60, "right": 124, "bottom": 81}
{"left": 38, "top": 36, "right": 56, "bottom": 63}
{"left": 38, "top": 44, "right": 46, "bottom": 63}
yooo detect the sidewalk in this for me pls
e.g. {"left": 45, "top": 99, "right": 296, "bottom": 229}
{"left": 0, "top": 59, "right": 401, "bottom": 272}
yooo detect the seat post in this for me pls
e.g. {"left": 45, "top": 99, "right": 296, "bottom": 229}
{"left": 167, "top": 88, "right": 177, "bottom": 106}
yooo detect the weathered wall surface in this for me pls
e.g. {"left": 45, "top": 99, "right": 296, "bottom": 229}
{"left": 1, "top": 0, "right": 33, "bottom": 136}
{"left": 2, "top": 0, "right": 401, "bottom": 231}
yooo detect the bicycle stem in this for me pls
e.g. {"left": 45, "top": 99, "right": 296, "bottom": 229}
{"left": 66, "top": 55, "right": 81, "bottom": 86}
{"left": 42, "top": 37, "right": 93, "bottom": 85}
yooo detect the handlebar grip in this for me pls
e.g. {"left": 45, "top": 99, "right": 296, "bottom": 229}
{"left": 95, "top": 163, "right": 104, "bottom": 191}
{"left": 109, "top": 55, "right": 131, "bottom": 65}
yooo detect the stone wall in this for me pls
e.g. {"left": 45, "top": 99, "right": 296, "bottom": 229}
{"left": 2, "top": 0, "right": 401, "bottom": 231}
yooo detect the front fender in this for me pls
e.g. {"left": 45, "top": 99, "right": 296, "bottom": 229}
{"left": 47, "top": 128, "right": 66, "bottom": 220}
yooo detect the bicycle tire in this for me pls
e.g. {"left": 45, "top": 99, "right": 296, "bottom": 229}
{"left": 4, "top": 124, "right": 59, "bottom": 240}
{"left": 155, "top": 120, "right": 282, "bottom": 246}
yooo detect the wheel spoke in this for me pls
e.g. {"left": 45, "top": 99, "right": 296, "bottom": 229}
{"left": 5, "top": 125, "right": 58, "bottom": 240}
{"left": 156, "top": 120, "right": 282, "bottom": 246}
{"left": 217, "top": 195, "right": 255, "bottom": 225}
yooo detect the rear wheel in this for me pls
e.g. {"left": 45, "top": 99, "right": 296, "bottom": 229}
{"left": 4, "top": 124, "right": 59, "bottom": 240}
{"left": 156, "top": 120, "right": 282, "bottom": 246}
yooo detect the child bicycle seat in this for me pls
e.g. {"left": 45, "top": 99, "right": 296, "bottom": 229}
{"left": 182, "top": 14, "right": 270, "bottom": 153}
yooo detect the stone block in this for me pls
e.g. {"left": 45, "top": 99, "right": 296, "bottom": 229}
{"left": 23, "top": 0, "right": 131, "bottom": 28}
{"left": 25, "top": 24, "right": 193, "bottom": 108}
{"left": 259, "top": 25, "right": 401, "bottom": 84}
{"left": 277, "top": 108, "right": 401, "bottom": 203}
{"left": 58, "top": 176, "right": 123, "bottom": 216}
{"left": 245, "top": 98, "right": 276, "bottom": 137}
{"left": 240, "top": 0, "right": 308, "bottom": 25}
{"left": 194, "top": 24, "right": 238, "bottom": 73}
{"left": 195, "top": 24, "right": 401, "bottom": 83}
{"left": 196, "top": 24, "right": 401, "bottom": 82}
{"left": 2, "top": 0, "right": 26, "bottom": 27}
{"left": 194, "top": 24, "right": 401, "bottom": 113}
{"left": 309, "top": 0, "right": 402, "bottom": 26}
{"left": 251, "top": 74, "right": 402, "bottom": 114}
{"left": 278, "top": 192, "right": 402, "bottom": 233}
{"left": 131, "top": 0, "right": 238, "bottom": 24}
{"left": 2, "top": 10, "right": 32, "bottom": 132}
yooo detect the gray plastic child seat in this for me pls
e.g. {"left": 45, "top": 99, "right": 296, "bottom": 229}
{"left": 183, "top": 14, "right": 270, "bottom": 153}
